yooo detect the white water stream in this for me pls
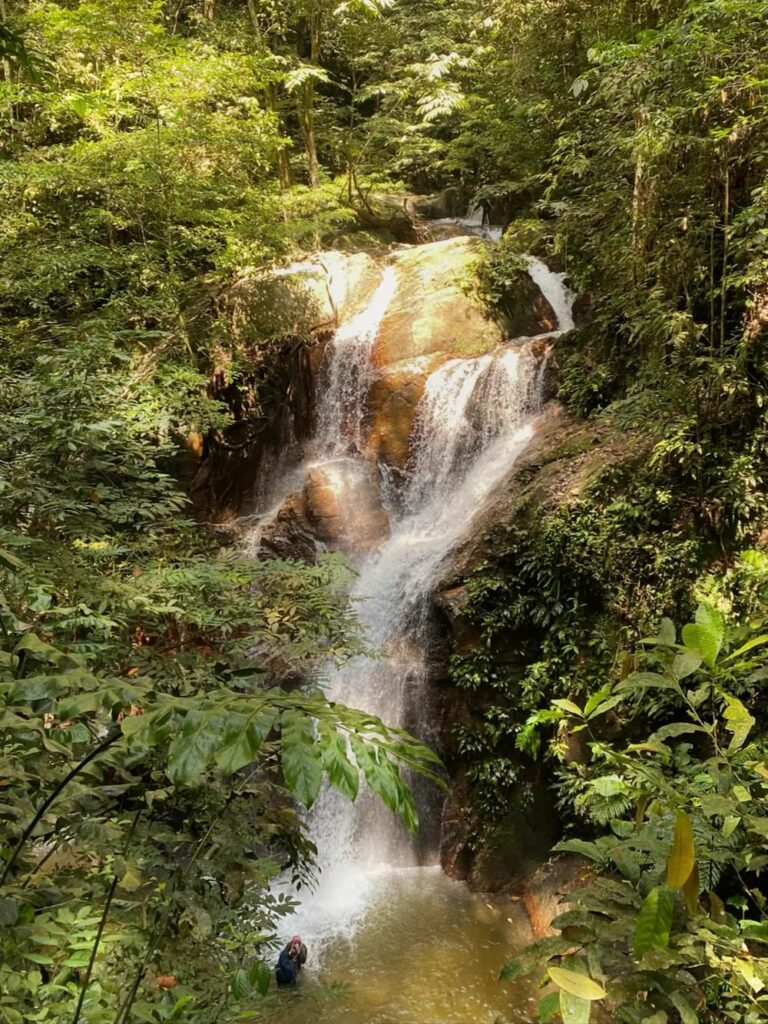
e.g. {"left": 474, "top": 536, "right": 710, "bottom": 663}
{"left": 315, "top": 267, "right": 398, "bottom": 457}
{"left": 250, "top": 226, "right": 574, "bottom": 1018}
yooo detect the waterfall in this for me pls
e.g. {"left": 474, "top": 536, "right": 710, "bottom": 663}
{"left": 429, "top": 203, "right": 503, "bottom": 242}
{"left": 315, "top": 267, "right": 397, "bottom": 457}
{"left": 278, "top": 254, "right": 575, "bottom": 946}
{"left": 526, "top": 256, "right": 575, "bottom": 334}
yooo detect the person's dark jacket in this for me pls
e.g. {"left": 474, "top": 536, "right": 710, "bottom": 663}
{"left": 275, "top": 948, "right": 296, "bottom": 986}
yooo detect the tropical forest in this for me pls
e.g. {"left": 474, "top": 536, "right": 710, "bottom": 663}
{"left": 2, "top": 1, "right": 768, "bottom": 1022}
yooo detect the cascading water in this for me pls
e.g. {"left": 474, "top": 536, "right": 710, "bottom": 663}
{"left": 431, "top": 203, "right": 504, "bottom": 242}
{"left": 315, "top": 267, "right": 397, "bottom": 458}
{"left": 278, "top": 254, "right": 574, "bottom": 940}
{"left": 258, "top": 230, "right": 575, "bottom": 1022}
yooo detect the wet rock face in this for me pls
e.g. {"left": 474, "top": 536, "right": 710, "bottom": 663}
{"left": 304, "top": 458, "right": 390, "bottom": 554}
{"left": 501, "top": 274, "right": 557, "bottom": 338}
{"left": 193, "top": 234, "right": 563, "bottom": 522}
{"left": 366, "top": 236, "right": 504, "bottom": 471}
{"left": 256, "top": 492, "right": 318, "bottom": 563}
{"left": 228, "top": 250, "right": 381, "bottom": 336}
{"left": 437, "top": 767, "right": 560, "bottom": 893}
{"left": 367, "top": 354, "right": 447, "bottom": 470}
{"left": 374, "top": 237, "right": 504, "bottom": 368}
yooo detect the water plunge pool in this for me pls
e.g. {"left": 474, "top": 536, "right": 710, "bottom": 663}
{"left": 271, "top": 867, "right": 539, "bottom": 1024}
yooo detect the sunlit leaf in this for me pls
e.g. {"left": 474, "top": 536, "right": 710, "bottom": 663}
{"left": 547, "top": 967, "right": 606, "bottom": 1000}
{"left": 667, "top": 810, "right": 695, "bottom": 890}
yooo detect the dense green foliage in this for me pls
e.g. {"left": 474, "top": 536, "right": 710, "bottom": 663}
{"left": 0, "top": 329, "right": 441, "bottom": 1021}
{"left": 503, "top": 604, "right": 768, "bottom": 1023}
{"left": 2, "top": 0, "right": 768, "bottom": 1021}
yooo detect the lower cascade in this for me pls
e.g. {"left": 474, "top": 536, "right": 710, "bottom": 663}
{"left": 251, "top": 238, "right": 576, "bottom": 1022}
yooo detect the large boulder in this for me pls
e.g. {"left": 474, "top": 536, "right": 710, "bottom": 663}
{"left": 365, "top": 237, "right": 508, "bottom": 470}
{"left": 373, "top": 236, "right": 504, "bottom": 368}
{"left": 502, "top": 274, "right": 557, "bottom": 338}
{"left": 228, "top": 250, "right": 381, "bottom": 339}
{"left": 304, "top": 458, "right": 390, "bottom": 554}
{"left": 252, "top": 491, "right": 318, "bottom": 563}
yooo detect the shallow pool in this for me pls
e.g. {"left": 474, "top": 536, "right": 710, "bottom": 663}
{"left": 269, "top": 867, "right": 540, "bottom": 1024}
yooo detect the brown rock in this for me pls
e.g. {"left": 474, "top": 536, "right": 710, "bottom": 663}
{"left": 228, "top": 250, "right": 382, "bottom": 340}
{"left": 518, "top": 854, "right": 593, "bottom": 938}
{"left": 373, "top": 237, "right": 504, "bottom": 368}
{"left": 465, "top": 778, "right": 560, "bottom": 892}
{"left": 304, "top": 458, "right": 389, "bottom": 554}
{"left": 255, "top": 491, "right": 318, "bottom": 563}
{"left": 426, "top": 222, "right": 476, "bottom": 242}
{"left": 500, "top": 274, "right": 557, "bottom": 338}
{"left": 367, "top": 354, "right": 448, "bottom": 469}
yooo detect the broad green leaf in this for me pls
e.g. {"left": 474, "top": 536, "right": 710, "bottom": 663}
{"left": 591, "top": 774, "right": 627, "bottom": 797}
{"left": 617, "top": 672, "right": 678, "bottom": 693}
{"left": 13, "top": 634, "right": 63, "bottom": 663}
{"left": 215, "top": 709, "right": 276, "bottom": 776}
{"left": 732, "top": 958, "right": 764, "bottom": 993}
{"left": 280, "top": 710, "right": 323, "bottom": 808}
{"left": 658, "top": 618, "right": 676, "bottom": 645}
{"left": 586, "top": 694, "right": 624, "bottom": 719}
{"left": 231, "top": 968, "right": 248, "bottom": 999}
{"left": 349, "top": 734, "right": 399, "bottom": 812}
{"left": 0, "top": 546, "right": 24, "bottom": 569}
{"left": 682, "top": 860, "right": 700, "bottom": 915}
{"left": 696, "top": 603, "right": 724, "bottom": 649}
{"left": 321, "top": 731, "right": 360, "bottom": 801}
{"left": 552, "top": 698, "right": 583, "bottom": 717}
{"left": 538, "top": 991, "right": 560, "bottom": 1023}
{"left": 248, "top": 959, "right": 271, "bottom": 996}
{"left": 167, "top": 711, "right": 224, "bottom": 785}
{"left": 9, "top": 676, "right": 67, "bottom": 702}
{"left": 650, "top": 722, "right": 705, "bottom": 743}
{"left": 682, "top": 608, "right": 722, "bottom": 669}
{"left": 21, "top": 952, "right": 55, "bottom": 965}
{"left": 583, "top": 687, "right": 611, "bottom": 718}
{"left": 721, "top": 692, "right": 756, "bottom": 752}
{"left": 633, "top": 886, "right": 674, "bottom": 957}
{"left": 121, "top": 706, "right": 173, "bottom": 743}
{"left": 709, "top": 891, "right": 726, "bottom": 923}
{"left": 57, "top": 691, "right": 105, "bottom": 717}
{"left": 499, "top": 937, "right": 573, "bottom": 981}
{"left": 554, "top": 838, "right": 605, "bottom": 862}
{"left": 61, "top": 953, "right": 91, "bottom": 968}
{"left": 547, "top": 968, "right": 606, "bottom": 1000}
{"left": 725, "top": 634, "right": 768, "bottom": 661}
{"left": 667, "top": 810, "right": 695, "bottom": 889}
{"left": 671, "top": 652, "right": 702, "bottom": 679}
{"left": 669, "top": 991, "right": 698, "bottom": 1024}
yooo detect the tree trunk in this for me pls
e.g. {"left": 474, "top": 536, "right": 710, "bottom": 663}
{"left": 298, "top": 82, "right": 319, "bottom": 188}
{"left": 299, "top": 9, "right": 322, "bottom": 188}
